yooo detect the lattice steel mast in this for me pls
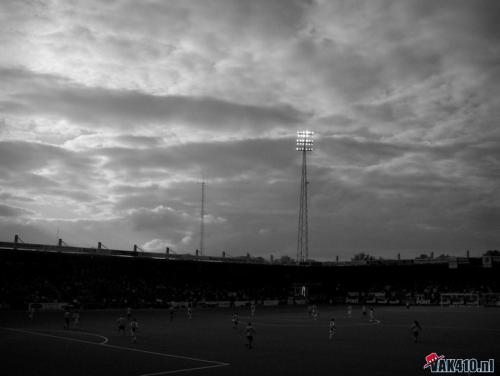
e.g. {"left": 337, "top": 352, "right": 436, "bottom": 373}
{"left": 296, "top": 130, "right": 314, "bottom": 263}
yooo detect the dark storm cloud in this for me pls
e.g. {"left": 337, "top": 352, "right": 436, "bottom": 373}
{"left": 0, "top": 192, "right": 34, "bottom": 203}
{"left": 0, "top": 140, "right": 103, "bottom": 204}
{"left": 317, "top": 136, "right": 413, "bottom": 167}
{"left": 303, "top": 130, "right": 500, "bottom": 257}
{"left": 99, "top": 137, "right": 298, "bottom": 180}
{"left": 287, "top": 37, "right": 384, "bottom": 101}
{"left": 354, "top": 102, "right": 415, "bottom": 124}
{"left": 114, "top": 135, "right": 164, "bottom": 148}
{"left": 0, "top": 173, "right": 59, "bottom": 190}
{"left": 0, "top": 67, "right": 305, "bottom": 131}
{"left": 315, "top": 136, "right": 500, "bottom": 195}
{"left": 85, "top": 0, "right": 311, "bottom": 43}
{"left": 282, "top": 0, "right": 500, "bottom": 107}
{"left": 0, "top": 140, "right": 92, "bottom": 171}
{"left": 0, "top": 204, "right": 34, "bottom": 218}
{"left": 104, "top": 137, "right": 300, "bottom": 219}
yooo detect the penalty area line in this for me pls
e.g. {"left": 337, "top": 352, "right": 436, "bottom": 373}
{"left": 0, "top": 327, "right": 109, "bottom": 345}
{"left": 140, "top": 363, "right": 229, "bottom": 376}
{"left": 101, "top": 342, "right": 229, "bottom": 366}
{"left": 39, "top": 328, "right": 109, "bottom": 344}
{"left": 0, "top": 327, "right": 229, "bottom": 368}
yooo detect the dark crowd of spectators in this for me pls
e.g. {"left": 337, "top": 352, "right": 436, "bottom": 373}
{"left": 0, "top": 250, "right": 498, "bottom": 309}
{"left": 0, "top": 250, "right": 289, "bottom": 309}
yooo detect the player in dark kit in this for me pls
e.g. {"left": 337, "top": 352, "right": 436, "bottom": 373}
{"left": 28, "top": 306, "right": 35, "bottom": 321}
{"left": 245, "top": 322, "right": 255, "bottom": 349}
{"left": 126, "top": 307, "right": 132, "bottom": 321}
{"left": 117, "top": 315, "right": 126, "bottom": 334}
{"left": 130, "top": 317, "right": 139, "bottom": 343}
{"left": 411, "top": 320, "right": 422, "bottom": 343}
{"left": 169, "top": 305, "right": 175, "bottom": 322}
{"left": 72, "top": 311, "right": 80, "bottom": 329}
{"left": 64, "top": 309, "right": 71, "bottom": 330}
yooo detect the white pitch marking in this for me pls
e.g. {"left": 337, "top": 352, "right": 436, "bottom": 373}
{"left": 42, "top": 329, "right": 109, "bottom": 344}
{"left": 101, "top": 342, "right": 229, "bottom": 366}
{"left": 1, "top": 327, "right": 110, "bottom": 345}
{"left": 140, "top": 363, "right": 229, "bottom": 376}
{"left": 0, "top": 327, "right": 229, "bottom": 369}
{"left": 95, "top": 333, "right": 109, "bottom": 344}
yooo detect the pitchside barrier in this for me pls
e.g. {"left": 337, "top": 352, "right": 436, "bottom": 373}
{"left": 416, "top": 298, "right": 432, "bottom": 305}
{"left": 287, "top": 297, "right": 307, "bottom": 305}
{"left": 440, "top": 293, "right": 480, "bottom": 307}
{"left": 27, "top": 294, "right": 498, "bottom": 311}
{"left": 343, "top": 293, "right": 500, "bottom": 307}
{"left": 28, "top": 302, "right": 70, "bottom": 311}
{"left": 344, "top": 297, "right": 433, "bottom": 305}
{"left": 263, "top": 300, "right": 280, "bottom": 306}
{"left": 483, "top": 293, "right": 500, "bottom": 307}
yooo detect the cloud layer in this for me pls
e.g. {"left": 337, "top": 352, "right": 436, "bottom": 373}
{"left": 0, "top": 0, "right": 499, "bottom": 259}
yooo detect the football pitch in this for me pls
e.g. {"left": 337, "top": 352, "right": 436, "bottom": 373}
{"left": 0, "top": 306, "right": 498, "bottom": 375}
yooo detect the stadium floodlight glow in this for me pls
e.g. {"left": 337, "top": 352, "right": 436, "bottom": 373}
{"left": 296, "top": 130, "right": 314, "bottom": 151}
{"left": 296, "top": 130, "right": 314, "bottom": 263}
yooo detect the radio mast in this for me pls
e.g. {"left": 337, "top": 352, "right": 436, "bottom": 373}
{"left": 199, "top": 179, "right": 205, "bottom": 256}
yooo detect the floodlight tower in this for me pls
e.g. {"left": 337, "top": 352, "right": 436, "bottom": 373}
{"left": 296, "top": 130, "right": 314, "bottom": 263}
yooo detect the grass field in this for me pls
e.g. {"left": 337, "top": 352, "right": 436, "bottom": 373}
{"left": 1, "top": 305, "right": 499, "bottom": 375}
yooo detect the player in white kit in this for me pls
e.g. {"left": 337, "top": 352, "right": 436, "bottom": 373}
{"left": 311, "top": 305, "right": 319, "bottom": 320}
{"left": 329, "top": 318, "right": 336, "bottom": 340}
{"left": 232, "top": 313, "right": 239, "bottom": 329}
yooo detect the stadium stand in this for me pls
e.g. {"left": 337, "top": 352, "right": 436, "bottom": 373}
{"left": 0, "top": 243, "right": 499, "bottom": 310}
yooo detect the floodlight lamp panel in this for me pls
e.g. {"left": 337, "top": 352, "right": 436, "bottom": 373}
{"left": 296, "top": 146, "right": 313, "bottom": 151}
{"left": 296, "top": 130, "right": 314, "bottom": 151}
{"left": 297, "top": 130, "right": 314, "bottom": 140}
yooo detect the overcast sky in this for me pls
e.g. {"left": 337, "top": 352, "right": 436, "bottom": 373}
{"left": 0, "top": 0, "right": 499, "bottom": 260}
